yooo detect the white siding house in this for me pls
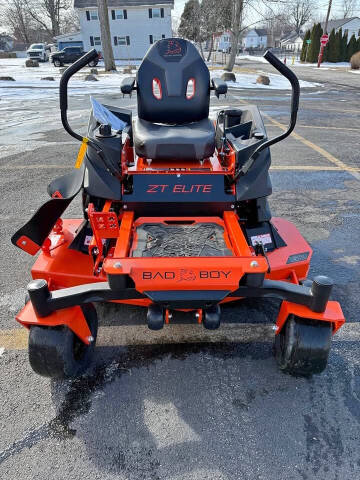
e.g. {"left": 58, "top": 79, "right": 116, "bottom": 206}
{"left": 214, "top": 31, "right": 231, "bottom": 52}
{"left": 74, "top": 0, "right": 174, "bottom": 59}
{"left": 243, "top": 29, "right": 268, "bottom": 49}
{"left": 280, "top": 33, "right": 304, "bottom": 52}
{"left": 321, "top": 17, "right": 360, "bottom": 38}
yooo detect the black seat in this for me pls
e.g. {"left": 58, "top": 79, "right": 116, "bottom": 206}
{"left": 134, "top": 118, "right": 215, "bottom": 161}
{"left": 133, "top": 38, "right": 215, "bottom": 161}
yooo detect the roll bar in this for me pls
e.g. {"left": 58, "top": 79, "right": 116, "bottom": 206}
{"left": 233, "top": 50, "right": 300, "bottom": 181}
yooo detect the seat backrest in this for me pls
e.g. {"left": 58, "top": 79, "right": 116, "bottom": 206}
{"left": 136, "top": 38, "right": 210, "bottom": 124}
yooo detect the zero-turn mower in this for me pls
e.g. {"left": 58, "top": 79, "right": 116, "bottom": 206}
{"left": 12, "top": 38, "right": 345, "bottom": 378}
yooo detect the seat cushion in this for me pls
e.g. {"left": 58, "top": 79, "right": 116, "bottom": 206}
{"left": 134, "top": 117, "right": 215, "bottom": 161}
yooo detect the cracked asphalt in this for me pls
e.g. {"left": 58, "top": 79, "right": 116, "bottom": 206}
{"left": 0, "top": 61, "right": 360, "bottom": 479}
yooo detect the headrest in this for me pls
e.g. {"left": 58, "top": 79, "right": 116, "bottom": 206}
{"left": 136, "top": 38, "right": 210, "bottom": 124}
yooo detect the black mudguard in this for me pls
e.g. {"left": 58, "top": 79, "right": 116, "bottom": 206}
{"left": 11, "top": 165, "right": 85, "bottom": 255}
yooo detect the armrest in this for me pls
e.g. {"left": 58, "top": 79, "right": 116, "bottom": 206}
{"left": 211, "top": 78, "right": 228, "bottom": 98}
{"left": 121, "top": 77, "right": 136, "bottom": 95}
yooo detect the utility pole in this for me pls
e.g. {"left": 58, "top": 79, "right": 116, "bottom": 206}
{"left": 317, "top": 0, "right": 332, "bottom": 67}
{"left": 97, "top": 0, "right": 116, "bottom": 71}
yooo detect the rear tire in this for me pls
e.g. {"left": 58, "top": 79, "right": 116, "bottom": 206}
{"left": 28, "top": 304, "right": 98, "bottom": 378}
{"left": 275, "top": 315, "right": 332, "bottom": 376}
{"left": 53, "top": 59, "right": 62, "bottom": 67}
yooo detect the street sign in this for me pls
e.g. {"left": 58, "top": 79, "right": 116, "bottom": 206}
{"left": 320, "top": 34, "right": 329, "bottom": 46}
{"left": 306, "top": 39, "right": 311, "bottom": 44}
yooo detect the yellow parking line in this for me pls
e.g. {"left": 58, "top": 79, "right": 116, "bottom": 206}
{"left": 0, "top": 329, "right": 28, "bottom": 350}
{"left": 264, "top": 124, "right": 360, "bottom": 132}
{"left": 232, "top": 96, "right": 359, "bottom": 178}
{"left": 263, "top": 114, "right": 360, "bottom": 180}
{"left": 271, "top": 165, "right": 338, "bottom": 171}
{"left": 1, "top": 323, "right": 359, "bottom": 351}
{"left": 264, "top": 114, "right": 349, "bottom": 170}
{"left": 271, "top": 165, "right": 360, "bottom": 172}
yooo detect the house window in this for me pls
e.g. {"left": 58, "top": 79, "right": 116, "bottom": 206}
{"left": 149, "top": 8, "right": 164, "bottom": 18}
{"left": 90, "top": 36, "right": 101, "bottom": 46}
{"left": 149, "top": 34, "right": 166, "bottom": 44}
{"left": 111, "top": 9, "right": 127, "bottom": 20}
{"left": 86, "top": 10, "right": 98, "bottom": 20}
{"left": 114, "top": 36, "right": 130, "bottom": 46}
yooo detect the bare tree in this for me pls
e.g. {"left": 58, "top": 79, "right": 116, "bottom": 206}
{"left": 61, "top": 8, "right": 80, "bottom": 33}
{"left": 24, "top": 0, "right": 71, "bottom": 37}
{"left": 97, "top": 0, "right": 116, "bottom": 71}
{"left": 342, "top": 0, "right": 358, "bottom": 17}
{"left": 200, "top": 0, "right": 231, "bottom": 61}
{"left": 0, "top": 0, "right": 34, "bottom": 44}
{"left": 225, "top": 0, "right": 244, "bottom": 71}
{"left": 287, "top": 0, "right": 313, "bottom": 34}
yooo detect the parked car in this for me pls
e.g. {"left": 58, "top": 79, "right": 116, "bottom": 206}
{"left": 50, "top": 47, "right": 99, "bottom": 67}
{"left": 27, "top": 43, "right": 50, "bottom": 62}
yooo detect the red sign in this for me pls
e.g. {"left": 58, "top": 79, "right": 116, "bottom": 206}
{"left": 320, "top": 34, "right": 329, "bottom": 46}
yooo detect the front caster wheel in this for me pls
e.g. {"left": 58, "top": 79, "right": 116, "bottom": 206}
{"left": 203, "top": 305, "right": 221, "bottom": 330}
{"left": 147, "top": 304, "right": 164, "bottom": 330}
{"left": 274, "top": 315, "right": 332, "bottom": 376}
{"left": 28, "top": 304, "right": 98, "bottom": 378}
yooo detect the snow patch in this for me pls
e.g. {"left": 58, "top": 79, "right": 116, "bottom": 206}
{"left": 214, "top": 69, "right": 320, "bottom": 89}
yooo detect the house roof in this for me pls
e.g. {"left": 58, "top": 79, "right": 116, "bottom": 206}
{"left": 74, "top": 0, "right": 173, "bottom": 7}
{"left": 321, "top": 17, "right": 360, "bottom": 32}
{"left": 0, "top": 34, "right": 15, "bottom": 40}
{"left": 281, "top": 31, "right": 304, "bottom": 42}
{"left": 254, "top": 28, "right": 267, "bottom": 36}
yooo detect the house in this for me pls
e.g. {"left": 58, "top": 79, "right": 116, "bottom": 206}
{"left": 280, "top": 32, "right": 304, "bottom": 52}
{"left": 214, "top": 31, "right": 231, "bottom": 52}
{"left": 0, "top": 34, "right": 15, "bottom": 52}
{"left": 74, "top": 0, "right": 174, "bottom": 59}
{"left": 242, "top": 28, "right": 268, "bottom": 49}
{"left": 54, "top": 31, "right": 84, "bottom": 51}
{"left": 321, "top": 17, "right": 360, "bottom": 38}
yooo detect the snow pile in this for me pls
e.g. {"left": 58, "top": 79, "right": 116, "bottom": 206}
{"left": 236, "top": 54, "right": 268, "bottom": 63}
{"left": 0, "top": 58, "right": 129, "bottom": 101}
{"left": 0, "top": 57, "right": 320, "bottom": 102}
{"left": 214, "top": 69, "right": 320, "bottom": 89}
{"left": 236, "top": 54, "right": 351, "bottom": 70}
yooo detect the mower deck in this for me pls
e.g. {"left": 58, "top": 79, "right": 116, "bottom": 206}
{"left": 29, "top": 213, "right": 311, "bottom": 296}
{"left": 17, "top": 210, "right": 345, "bottom": 347}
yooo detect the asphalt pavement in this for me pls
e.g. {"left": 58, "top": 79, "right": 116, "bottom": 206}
{"left": 0, "top": 62, "right": 360, "bottom": 480}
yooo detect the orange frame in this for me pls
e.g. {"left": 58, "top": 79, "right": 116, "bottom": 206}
{"left": 16, "top": 206, "right": 344, "bottom": 338}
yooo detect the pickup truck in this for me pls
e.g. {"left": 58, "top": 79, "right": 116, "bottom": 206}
{"left": 50, "top": 47, "right": 100, "bottom": 67}
{"left": 27, "top": 43, "right": 50, "bottom": 62}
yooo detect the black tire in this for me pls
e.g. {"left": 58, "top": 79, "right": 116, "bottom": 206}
{"left": 88, "top": 60, "right": 98, "bottom": 67}
{"left": 28, "top": 304, "right": 98, "bottom": 378}
{"left": 147, "top": 304, "right": 164, "bottom": 330}
{"left": 203, "top": 305, "right": 221, "bottom": 330}
{"left": 275, "top": 315, "right": 332, "bottom": 376}
{"left": 53, "top": 59, "right": 62, "bottom": 67}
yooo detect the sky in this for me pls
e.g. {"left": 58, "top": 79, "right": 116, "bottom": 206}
{"left": 172, "top": 0, "right": 360, "bottom": 27}
{"left": 173, "top": 0, "right": 187, "bottom": 22}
